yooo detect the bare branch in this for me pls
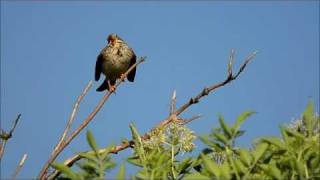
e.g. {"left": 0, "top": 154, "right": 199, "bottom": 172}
{"left": 181, "top": 114, "right": 202, "bottom": 125}
{"left": 0, "top": 114, "right": 22, "bottom": 159}
{"left": 116, "top": 50, "right": 257, "bottom": 152}
{"left": 39, "top": 57, "right": 146, "bottom": 180}
{"left": 0, "top": 141, "right": 7, "bottom": 160}
{"left": 52, "top": 81, "right": 93, "bottom": 154}
{"left": 228, "top": 49, "right": 235, "bottom": 76}
{"left": 12, "top": 153, "right": 28, "bottom": 180}
{"left": 175, "top": 50, "right": 257, "bottom": 116}
{"left": 169, "top": 90, "right": 177, "bottom": 115}
{"left": 48, "top": 50, "right": 256, "bottom": 179}
{"left": 233, "top": 50, "right": 257, "bottom": 79}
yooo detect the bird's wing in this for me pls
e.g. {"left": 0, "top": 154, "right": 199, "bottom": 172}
{"left": 95, "top": 54, "right": 104, "bottom": 81}
{"left": 127, "top": 51, "right": 136, "bottom": 82}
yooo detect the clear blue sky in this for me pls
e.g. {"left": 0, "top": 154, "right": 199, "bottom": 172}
{"left": 1, "top": 1, "right": 319, "bottom": 179}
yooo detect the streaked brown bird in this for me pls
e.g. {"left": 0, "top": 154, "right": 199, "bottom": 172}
{"left": 95, "top": 34, "right": 136, "bottom": 92}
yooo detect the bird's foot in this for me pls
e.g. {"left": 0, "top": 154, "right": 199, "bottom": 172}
{"left": 120, "top": 73, "right": 126, "bottom": 82}
{"left": 107, "top": 81, "right": 116, "bottom": 93}
{"left": 109, "top": 86, "right": 116, "bottom": 93}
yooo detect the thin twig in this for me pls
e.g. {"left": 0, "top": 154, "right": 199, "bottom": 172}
{"left": 0, "top": 114, "right": 22, "bottom": 159}
{"left": 49, "top": 50, "right": 257, "bottom": 179}
{"left": 52, "top": 80, "right": 93, "bottom": 155}
{"left": 0, "top": 140, "right": 7, "bottom": 160}
{"left": 169, "top": 90, "right": 177, "bottom": 115}
{"left": 175, "top": 50, "right": 257, "bottom": 116}
{"left": 122, "top": 50, "right": 257, "bottom": 148}
{"left": 181, "top": 114, "right": 202, "bottom": 125}
{"left": 11, "top": 153, "right": 28, "bottom": 180}
{"left": 39, "top": 57, "right": 146, "bottom": 180}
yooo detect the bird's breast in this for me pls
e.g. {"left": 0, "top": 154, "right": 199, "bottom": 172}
{"left": 101, "top": 46, "right": 132, "bottom": 80}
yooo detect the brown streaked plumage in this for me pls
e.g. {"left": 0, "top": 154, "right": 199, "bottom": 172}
{"left": 95, "top": 34, "right": 136, "bottom": 92}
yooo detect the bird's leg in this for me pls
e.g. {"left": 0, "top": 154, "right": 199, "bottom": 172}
{"left": 107, "top": 80, "right": 115, "bottom": 92}
{"left": 120, "top": 73, "right": 126, "bottom": 82}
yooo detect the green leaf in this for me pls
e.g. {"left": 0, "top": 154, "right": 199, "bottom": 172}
{"left": 234, "top": 159, "right": 247, "bottom": 174}
{"left": 116, "top": 164, "right": 126, "bottom": 180}
{"left": 238, "top": 148, "right": 252, "bottom": 167}
{"left": 78, "top": 160, "right": 99, "bottom": 173}
{"left": 310, "top": 155, "right": 320, "bottom": 169}
{"left": 218, "top": 115, "right": 232, "bottom": 139}
{"left": 184, "top": 172, "right": 211, "bottom": 180}
{"left": 201, "top": 153, "right": 220, "bottom": 178}
{"left": 135, "top": 171, "right": 150, "bottom": 179}
{"left": 103, "top": 161, "right": 116, "bottom": 171}
{"left": 51, "top": 162, "right": 78, "bottom": 179}
{"left": 177, "top": 157, "right": 193, "bottom": 174}
{"left": 252, "top": 143, "right": 268, "bottom": 163}
{"left": 155, "top": 151, "right": 170, "bottom": 168}
{"left": 129, "top": 123, "right": 146, "bottom": 165}
{"left": 303, "top": 101, "right": 314, "bottom": 137}
{"left": 234, "top": 130, "right": 245, "bottom": 138}
{"left": 79, "top": 152, "right": 99, "bottom": 163}
{"left": 295, "top": 159, "right": 305, "bottom": 179}
{"left": 285, "top": 128, "right": 305, "bottom": 140}
{"left": 220, "top": 162, "right": 231, "bottom": 179}
{"left": 213, "top": 132, "right": 229, "bottom": 145}
{"left": 86, "top": 130, "right": 98, "bottom": 153}
{"left": 260, "top": 163, "right": 282, "bottom": 180}
{"left": 199, "top": 136, "right": 224, "bottom": 151}
{"left": 268, "top": 165, "right": 282, "bottom": 180}
{"left": 261, "top": 137, "right": 286, "bottom": 149}
{"left": 232, "top": 111, "right": 255, "bottom": 135}
{"left": 127, "top": 156, "right": 143, "bottom": 167}
{"left": 280, "top": 126, "right": 290, "bottom": 145}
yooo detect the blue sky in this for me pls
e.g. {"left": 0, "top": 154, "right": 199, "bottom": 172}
{"left": 1, "top": 1, "right": 319, "bottom": 179}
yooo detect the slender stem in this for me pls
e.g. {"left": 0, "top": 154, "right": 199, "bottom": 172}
{"left": 39, "top": 57, "right": 145, "bottom": 180}
{"left": 12, "top": 153, "right": 28, "bottom": 180}
{"left": 49, "top": 50, "right": 257, "bottom": 179}
{"left": 170, "top": 90, "right": 177, "bottom": 115}
{"left": 52, "top": 81, "right": 93, "bottom": 157}
{"left": 0, "top": 140, "right": 7, "bottom": 159}
{"left": 0, "top": 114, "right": 22, "bottom": 159}
{"left": 171, "top": 144, "right": 176, "bottom": 179}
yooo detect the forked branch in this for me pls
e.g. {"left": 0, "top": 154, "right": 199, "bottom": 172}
{"left": 48, "top": 50, "right": 257, "bottom": 179}
{"left": 38, "top": 57, "right": 146, "bottom": 180}
{"left": 11, "top": 153, "right": 28, "bottom": 180}
{"left": 0, "top": 114, "right": 22, "bottom": 159}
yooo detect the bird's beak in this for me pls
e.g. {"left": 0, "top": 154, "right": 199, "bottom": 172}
{"left": 108, "top": 39, "right": 115, "bottom": 46}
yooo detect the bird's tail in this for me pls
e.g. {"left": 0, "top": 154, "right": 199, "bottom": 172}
{"left": 96, "top": 79, "right": 115, "bottom": 92}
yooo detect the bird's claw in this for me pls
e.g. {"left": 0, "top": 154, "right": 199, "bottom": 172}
{"left": 120, "top": 74, "right": 126, "bottom": 82}
{"left": 109, "top": 86, "right": 115, "bottom": 93}
{"left": 107, "top": 81, "right": 116, "bottom": 93}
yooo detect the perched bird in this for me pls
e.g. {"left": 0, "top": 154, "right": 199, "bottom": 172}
{"left": 95, "top": 34, "right": 136, "bottom": 92}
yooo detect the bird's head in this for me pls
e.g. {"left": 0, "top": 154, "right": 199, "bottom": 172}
{"left": 107, "top": 33, "right": 122, "bottom": 46}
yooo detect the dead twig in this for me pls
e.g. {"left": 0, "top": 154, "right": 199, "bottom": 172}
{"left": 169, "top": 90, "right": 177, "bottom": 115}
{"left": 0, "top": 114, "right": 22, "bottom": 159}
{"left": 11, "top": 153, "right": 28, "bottom": 180}
{"left": 116, "top": 49, "right": 258, "bottom": 150}
{"left": 181, "top": 114, "right": 202, "bottom": 125}
{"left": 51, "top": 80, "right": 93, "bottom": 158}
{"left": 49, "top": 50, "right": 257, "bottom": 179}
{"left": 39, "top": 57, "right": 146, "bottom": 180}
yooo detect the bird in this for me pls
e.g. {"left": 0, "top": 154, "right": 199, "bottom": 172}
{"left": 95, "top": 34, "right": 136, "bottom": 92}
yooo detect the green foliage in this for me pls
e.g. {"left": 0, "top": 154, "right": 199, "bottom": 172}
{"left": 142, "top": 121, "right": 196, "bottom": 153}
{"left": 51, "top": 130, "right": 116, "bottom": 179}
{"left": 51, "top": 101, "right": 320, "bottom": 180}
{"left": 116, "top": 164, "right": 126, "bottom": 180}
{"left": 195, "top": 101, "right": 320, "bottom": 180}
{"left": 128, "top": 123, "right": 196, "bottom": 180}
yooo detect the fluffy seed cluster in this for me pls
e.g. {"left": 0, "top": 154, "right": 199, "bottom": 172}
{"left": 143, "top": 121, "right": 196, "bottom": 153}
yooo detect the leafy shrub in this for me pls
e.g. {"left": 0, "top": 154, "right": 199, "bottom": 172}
{"left": 52, "top": 101, "right": 320, "bottom": 180}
